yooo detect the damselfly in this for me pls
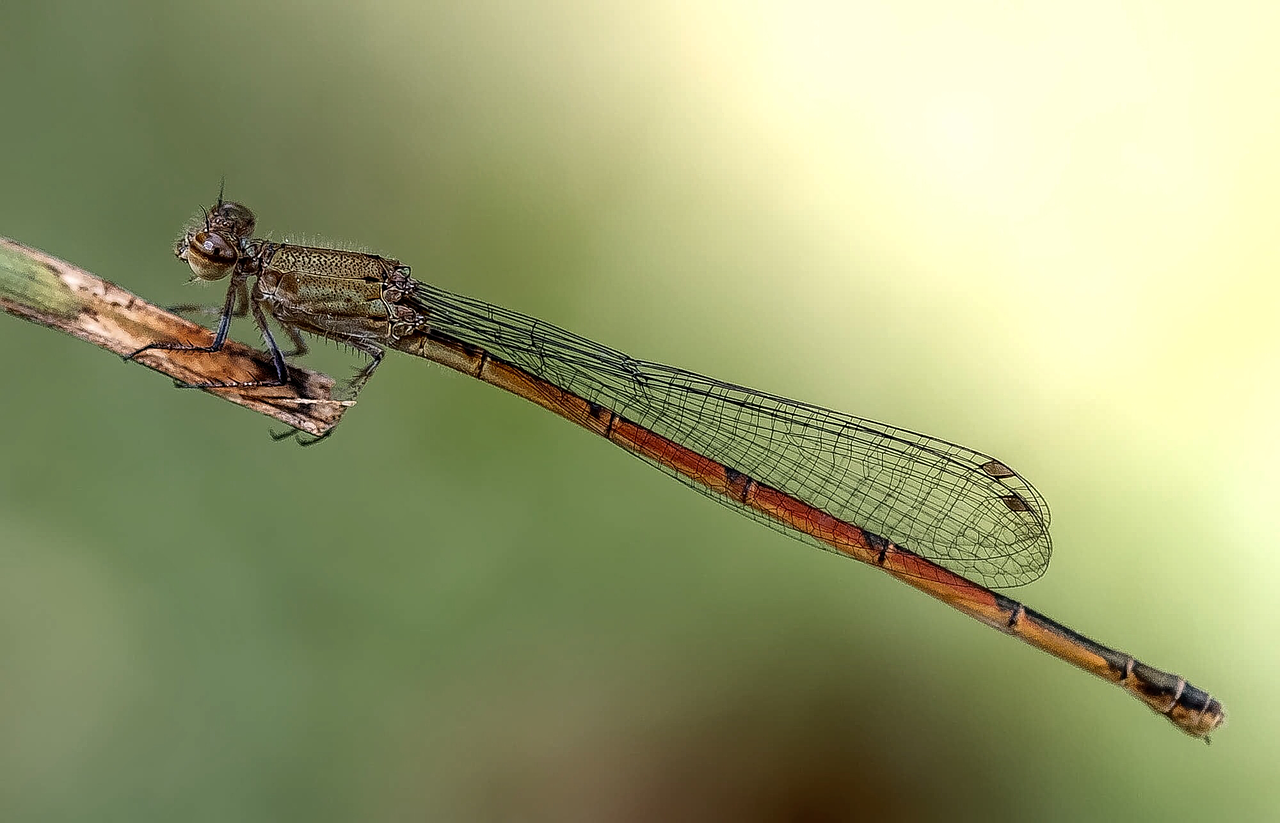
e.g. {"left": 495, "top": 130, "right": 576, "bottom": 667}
{"left": 128, "top": 195, "right": 1225, "bottom": 739}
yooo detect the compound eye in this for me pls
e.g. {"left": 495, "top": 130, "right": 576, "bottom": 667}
{"left": 182, "top": 230, "right": 238, "bottom": 281}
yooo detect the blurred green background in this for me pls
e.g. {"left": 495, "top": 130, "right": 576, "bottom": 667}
{"left": 1, "top": 2, "right": 1276, "bottom": 820}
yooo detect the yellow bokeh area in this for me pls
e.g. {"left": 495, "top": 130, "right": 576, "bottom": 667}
{"left": 1, "top": 2, "right": 1276, "bottom": 819}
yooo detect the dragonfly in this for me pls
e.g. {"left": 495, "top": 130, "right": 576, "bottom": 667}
{"left": 128, "top": 193, "right": 1225, "bottom": 739}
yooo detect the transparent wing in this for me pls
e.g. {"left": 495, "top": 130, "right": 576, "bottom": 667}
{"left": 411, "top": 281, "right": 1051, "bottom": 588}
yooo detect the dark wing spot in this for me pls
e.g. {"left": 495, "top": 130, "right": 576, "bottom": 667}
{"left": 981, "top": 459, "right": 1017, "bottom": 479}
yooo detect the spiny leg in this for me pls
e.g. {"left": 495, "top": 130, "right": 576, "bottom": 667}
{"left": 270, "top": 337, "right": 385, "bottom": 446}
{"left": 127, "top": 281, "right": 292, "bottom": 390}
{"left": 126, "top": 274, "right": 243, "bottom": 362}
{"left": 175, "top": 298, "right": 290, "bottom": 389}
